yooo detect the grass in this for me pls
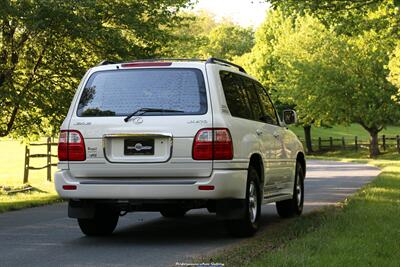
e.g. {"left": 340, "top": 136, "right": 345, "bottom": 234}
{"left": 0, "top": 138, "right": 60, "bottom": 213}
{"left": 198, "top": 150, "right": 400, "bottom": 267}
{"left": 289, "top": 123, "right": 400, "bottom": 140}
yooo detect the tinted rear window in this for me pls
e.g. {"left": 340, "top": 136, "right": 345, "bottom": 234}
{"left": 77, "top": 68, "right": 207, "bottom": 117}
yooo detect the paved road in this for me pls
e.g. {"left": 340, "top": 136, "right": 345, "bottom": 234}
{"left": 0, "top": 160, "right": 380, "bottom": 267}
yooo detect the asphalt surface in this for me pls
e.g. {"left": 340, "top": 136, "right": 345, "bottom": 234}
{"left": 0, "top": 160, "right": 381, "bottom": 267}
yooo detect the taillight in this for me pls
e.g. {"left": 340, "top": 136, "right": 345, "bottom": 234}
{"left": 193, "top": 128, "right": 233, "bottom": 160}
{"left": 58, "top": 131, "right": 68, "bottom": 161}
{"left": 58, "top": 130, "right": 86, "bottom": 161}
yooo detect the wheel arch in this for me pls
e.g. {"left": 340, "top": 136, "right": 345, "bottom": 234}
{"left": 248, "top": 153, "right": 264, "bottom": 186}
{"left": 296, "top": 152, "right": 306, "bottom": 177}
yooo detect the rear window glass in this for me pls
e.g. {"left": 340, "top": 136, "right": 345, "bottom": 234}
{"left": 77, "top": 68, "right": 207, "bottom": 117}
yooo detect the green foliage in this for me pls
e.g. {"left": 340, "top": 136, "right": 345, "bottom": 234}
{"left": 240, "top": 9, "right": 400, "bottom": 156}
{"left": 235, "top": 10, "right": 291, "bottom": 91}
{"left": 163, "top": 10, "right": 217, "bottom": 58}
{"left": 389, "top": 42, "right": 400, "bottom": 95}
{"left": 166, "top": 11, "right": 254, "bottom": 60}
{"left": 268, "top": 0, "right": 400, "bottom": 37}
{"left": 202, "top": 22, "right": 254, "bottom": 60}
{"left": 0, "top": 0, "right": 191, "bottom": 139}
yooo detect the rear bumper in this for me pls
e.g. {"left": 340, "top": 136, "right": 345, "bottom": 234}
{"left": 54, "top": 169, "right": 247, "bottom": 200}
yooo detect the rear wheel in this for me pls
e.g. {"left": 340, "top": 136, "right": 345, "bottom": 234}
{"left": 160, "top": 208, "right": 187, "bottom": 218}
{"left": 276, "top": 162, "right": 304, "bottom": 218}
{"left": 78, "top": 207, "right": 119, "bottom": 236}
{"left": 226, "top": 166, "right": 261, "bottom": 237}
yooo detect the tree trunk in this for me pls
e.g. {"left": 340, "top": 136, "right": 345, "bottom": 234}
{"left": 369, "top": 130, "right": 380, "bottom": 158}
{"left": 358, "top": 123, "right": 382, "bottom": 158}
{"left": 303, "top": 124, "right": 313, "bottom": 153}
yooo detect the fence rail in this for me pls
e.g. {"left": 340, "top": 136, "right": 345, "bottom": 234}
{"left": 23, "top": 137, "right": 58, "bottom": 183}
{"left": 300, "top": 135, "right": 400, "bottom": 153}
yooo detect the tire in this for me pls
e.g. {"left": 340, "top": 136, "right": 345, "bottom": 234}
{"left": 276, "top": 162, "right": 304, "bottom": 218}
{"left": 160, "top": 208, "right": 187, "bottom": 218}
{"left": 78, "top": 207, "right": 119, "bottom": 236}
{"left": 226, "top": 166, "right": 261, "bottom": 237}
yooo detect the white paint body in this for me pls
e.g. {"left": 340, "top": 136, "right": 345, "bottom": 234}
{"left": 55, "top": 61, "right": 305, "bottom": 203}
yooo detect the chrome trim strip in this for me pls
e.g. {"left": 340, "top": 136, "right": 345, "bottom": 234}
{"left": 103, "top": 132, "right": 173, "bottom": 138}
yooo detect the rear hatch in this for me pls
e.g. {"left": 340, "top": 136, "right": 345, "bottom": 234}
{"left": 67, "top": 64, "right": 213, "bottom": 178}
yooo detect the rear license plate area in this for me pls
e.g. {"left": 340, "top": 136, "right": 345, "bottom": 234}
{"left": 124, "top": 139, "right": 155, "bottom": 155}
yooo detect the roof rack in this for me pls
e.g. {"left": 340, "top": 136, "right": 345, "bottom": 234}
{"left": 125, "top": 58, "right": 206, "bottom": 63}
{"left": 206, "top": 57, "right": 246, "bottom": 73}
{"left": 96, "top": 58, "right": 247, "bottom": 73}
{"left": 97, "top": 60, "right": 116, "bottom": 66}
{"left": 96, "top": 58, "right": 205, "bottom": 67}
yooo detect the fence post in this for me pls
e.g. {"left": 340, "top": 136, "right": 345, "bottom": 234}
{"left": 355, "top": 136, "right": 358, "bottom": 151}
{"left": 382, "top": 135, "right": 386, "bottom": 151}
{"left": 47, "top": 137, "right": 52, "bottom": 182}
{"left": 23, "top": 146, "right": 30, "bottom": 183}
{"left": 342, "top": 137, "right": 345, "bottom": 148}
{"left": 397, "top": 135, "right": 400, "bottom": 154}
{"left": 329, "top": 137, "right": 333, "bottom": 150}
{"left": 318, "top": 137, "right": 322, "bottom": 151}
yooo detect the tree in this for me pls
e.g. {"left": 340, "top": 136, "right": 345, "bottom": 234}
{"left": 0, "top": 0, "right": 191, "bottom": 139}
{"left": 201, "top": 22, "right": 254, "bottom": 60}
{"left": 163, "top": 10, "right": 218, "bottom": 58}
{"left": 273, "top": 21, "right": 400, "bottom": 157}
{"left": 235, "top": 11, "right": 326, "bottom": 153}
{"left": 239, "top": 10, "right": 400, "bottom": 157}
{"left": 165, "top": 11, "right": 254, "bottom": 61}
{"left": 268, "top": 0, "right": 400, "bottom": 37}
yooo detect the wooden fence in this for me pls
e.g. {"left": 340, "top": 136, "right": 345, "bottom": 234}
{"left": 23, "top": 137, "right": 58, "bottom": 183}
{"left": 300, "top": 135, "right": 400, "bottom": 153}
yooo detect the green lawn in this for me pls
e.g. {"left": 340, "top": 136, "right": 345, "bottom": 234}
{"left": 289, "top": 123, "right": 400, "bottom": 140}
{"left": 0, "top": 138, "right": 60, "bottom": 212}
{"left": 198, "top": 151, "right": 400, "bottom": 266}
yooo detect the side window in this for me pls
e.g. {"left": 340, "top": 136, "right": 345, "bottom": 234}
{"left": 254, "top": 82, "right": 278, "bottom": 125}
{"left": 241, "top": 77, "right": 264, "bottom": 122}
{"left": 220, "top": 71, "right": 253, "bottom": 120}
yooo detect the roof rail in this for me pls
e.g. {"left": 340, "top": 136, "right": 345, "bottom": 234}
{"left": 97, "top": 60, "right": 116, "bottom": 66}
{"left": 206, "top": 57, "right": 246, "bottom": 73}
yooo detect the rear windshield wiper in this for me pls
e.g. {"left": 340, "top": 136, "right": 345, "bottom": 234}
{"left": 124, "top": 108, "right": 184, "bottom": 122}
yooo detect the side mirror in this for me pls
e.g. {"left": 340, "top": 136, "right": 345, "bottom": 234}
{"left": 283, "top": 110, "right": 297, "bottom": 125}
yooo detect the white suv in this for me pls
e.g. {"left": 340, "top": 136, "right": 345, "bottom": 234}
{"left": 55, "top": 58, "right": 306, "bottom": 237}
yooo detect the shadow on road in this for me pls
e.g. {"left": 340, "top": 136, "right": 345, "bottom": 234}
{"left": 67, "top": 208, "right": 281, "bottom": 246}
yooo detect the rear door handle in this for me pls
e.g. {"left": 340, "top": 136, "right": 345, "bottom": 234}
{"left": 256, "top": 129, "right": 263, "bottom": 136}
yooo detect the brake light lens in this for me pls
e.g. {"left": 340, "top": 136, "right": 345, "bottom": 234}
{"left": 58, "top": 130, "right": 86, "bottom": 161}
{"left": 121, "top": 62, "right": 172, "bottom": 68}
{"left": 193, "top": 128, "right": 233, "bottom": 160}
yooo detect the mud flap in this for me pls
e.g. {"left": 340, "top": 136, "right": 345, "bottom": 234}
{"left": 216, "top": 199, "right": 246, "bottom": 220}
{"left": 68, "top": 200, "right": 95, "bottom": 219}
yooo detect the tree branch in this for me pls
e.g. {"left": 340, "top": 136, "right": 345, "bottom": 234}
{"left": 1, "top": 42, "right": 49, "bottom": 137}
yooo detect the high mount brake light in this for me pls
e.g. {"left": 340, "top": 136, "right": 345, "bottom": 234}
{"left": 120, "top": 62, "right": 172, "bottom": 68}
{"left": 192, "top": 128, "right": 233, "bottom": 160}
{"left": 58, "top": 130, "right": 86, "bottom": 161}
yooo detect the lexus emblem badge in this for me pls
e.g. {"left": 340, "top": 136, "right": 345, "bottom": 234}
{"left": 132, "top": 117, "right": 143, "bottom": 125}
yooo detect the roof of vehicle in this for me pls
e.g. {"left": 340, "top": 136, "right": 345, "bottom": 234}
{"left": 93, "top": 57, "right": 247, "bottom": 74}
